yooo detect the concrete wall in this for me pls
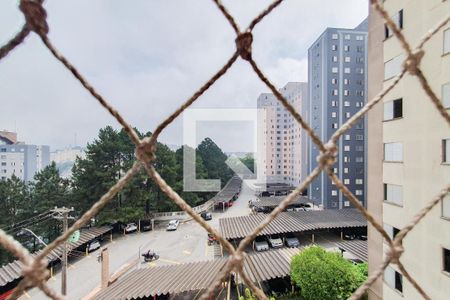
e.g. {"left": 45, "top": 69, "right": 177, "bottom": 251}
{"left": 381, "top": 1, "right": 450, "bottom": 299}
{"left": 367, "top": 3, "right": 384, "bottom": 299}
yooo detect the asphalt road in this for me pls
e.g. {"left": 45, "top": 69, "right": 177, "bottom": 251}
{"left": 22, "top": 180, "right": 256, "bottom": 300}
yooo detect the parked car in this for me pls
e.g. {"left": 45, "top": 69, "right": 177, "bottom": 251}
{"left": 141, "top": 223, "right": 152, "bottom": 232}
{"left": 357, "top": 234, "right": 367, "bottom": 241}
{"left": 87, "top": 240, "right": 101, "bottom": 252}
{"left": 124, "top": 223, "right": 138, "bottom": 234}
{"left": 267, "top": 234, "right": 283, "bottom": 248}
{"left": 344, "top": 233, "right": 356, "bottom": 240}
{"left": 284, "top": 233, "right": 300, "bottom": 248}
{"left": 200, "top": 211, "right": 212, "bottom": 221}
{"left": 254, "top": 236, "right": 269, "bottom": 252}
{"left": 166, "top": 220, "right": 180, "bottom": 231}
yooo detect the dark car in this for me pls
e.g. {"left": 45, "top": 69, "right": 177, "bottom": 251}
{"left": 200, "top": 211, "right": 212, "bottom": 221}
{"left": 284, "top": 233, "right": 300, "bottom": 248}
{"left": 141, "top": 223, "right": 152, "bottom": 232}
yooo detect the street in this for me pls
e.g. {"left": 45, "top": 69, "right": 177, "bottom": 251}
{"left": 22, "top": 180, "right": 255, "bottom": 300}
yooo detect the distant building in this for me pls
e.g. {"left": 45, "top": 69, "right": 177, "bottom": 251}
{"left": 50, "top": 146, "right": 85, "bottom": 179}
{"left": 307, "top": 19, "right": 368, "bottom": 209}
{"left": 0, "top": 131, "right": 50, "bottom": 182}
{"left": 257, "top": 82, "right": 308, "bottom": 186}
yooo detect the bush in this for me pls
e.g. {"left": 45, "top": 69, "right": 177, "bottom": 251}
{"left": 290, "top": 246, "right": 366, "bottom": 300}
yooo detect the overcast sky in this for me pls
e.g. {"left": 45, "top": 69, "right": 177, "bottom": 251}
{"left": 0, "top": 0, "right": 368, "bottom": 152}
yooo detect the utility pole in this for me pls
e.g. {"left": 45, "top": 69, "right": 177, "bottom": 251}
{"left": 51, "top": 207, "right": 74, "bottom": 296}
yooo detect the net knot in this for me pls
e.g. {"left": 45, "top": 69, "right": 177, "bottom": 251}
{"left": 316, "top": 142, "right": 337, "bottom": 169}
{"left": 230, "top": 252, "right": 244, "bottom": 268}
{"left": 22, "top": 259, "right": 49, "bottom": 285}
{"left": 404, "top": 50, "right": 424, "bottom": 75}
{"left": 20, "top": 0, "right": 49, "bottom": 36}
{"left": 235, "top": 32, "right": 253, "bottom": 61}
{"left": 136, "top": 139, "right": 156, "bottom": 165}
{"left": 386, "top": 243, "right": 404, "bottom": 264}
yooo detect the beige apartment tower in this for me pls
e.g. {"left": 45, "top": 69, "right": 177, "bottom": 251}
{"left": 367, "top": 1, "right": 450, "bottom": 299}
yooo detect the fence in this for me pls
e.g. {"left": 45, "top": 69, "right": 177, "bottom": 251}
{"left": 0, "top": 1, "right": 449, "bottom": 300}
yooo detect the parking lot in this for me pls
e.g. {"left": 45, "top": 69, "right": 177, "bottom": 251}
{"left": 22, "top": 180, "right": 255, "bottom": 300}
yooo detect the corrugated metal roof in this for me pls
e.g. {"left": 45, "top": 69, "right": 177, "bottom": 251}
{"left": 0, "top": 226, "right": 112, "bottom": 287}
{"left": 95, "top": 248, "right": 302, "bottom": 300}
{"left": 212, "top": 176, "right": 242, "bottom": 203}
{"left": 336, "top": 240, "right": 368, "bottom": 262}
{"left": 94, "top": 259, "right": 228, "bottom": 300}
{"left": 219, "top": 209, "right": 367, "bottom": 240}
{"left": 252, "top": 196, "right": 312, "bottom": 208}
{"left": 241, "top": 248, "right": 301, "bottom": 284}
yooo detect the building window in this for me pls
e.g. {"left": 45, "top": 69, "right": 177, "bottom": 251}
{"left": 356, "top": 135, "right": 364, "bottom": 141}
{"left": 384, "top": 98, "right": 403, "bottom": 120}
{"left": 384, "top": 223, "right": 401, "bottom": 240}
{"left": 344, "top": 34, "right": 351, "bottom": 40}
{"left": 344, "top": 135, "right": 351, "bottom": 141}
{"left": 344, "top": 179, "right": 350, "bottom": 184}
{"left": 443, "top": 195, "right": 450, "bottom": 219}
{"left": 443, "top": 139, "right": 450, "bottom": 163}
{"left": 445, "top": 29, "right": 450, "bottom": 54}
{"left": 344, "top": 79, "right": 349, "bottom": 85}
{"left": 332, "top": 33, "right": 338, "bottom": 40}
{"left": 331, "top": 190, "right": 338, "bottom": 196}
{"left": 344, "top": 145, "right": 350, "bottom": 151}
{"left": 332, "top": 112, "right": 337, "bottom": 118}
{"left": 344, "top": 201, "right": 350, "bottom": 207}
{"left": 344, "top": 157, "right": 350, "bottom": 163}
{"left": 332, "top": 56, "right": 338, "bottom": 62}
{"left": 332, "top": 67, "right": 338, "bottom": 73}
{"left": 344, "top": 90, "right": 349, "bottom": 96}
{"left": 355, "top": 190, "right": 363, "bottom": 196}
{"left": 332, "top": 123, "right": 338, "bottom": 129}
{"left": 344, "top": 56, "right": 351, "bottom": 62}
{"left": 332, "top": 45, "right": 337, "bottom": 51}
{"left": 444, "top": 248, "right": 450, "bottom": 274}
{"left": 384, "top": 142, "right": 403, "bottom": 162}
{"left": 384, "top": 54, "right": 405, "bottom": 80}
{"left": 356, "top": 68, "right": 364, "bottom": 74}
{"left": 356, "top": 179, "right": 363, "bottom": 185}
{"left": 384, "top": 184, "right": 403, "bottom": 206}
{"left": 443, "top": 83, "right": 450, "bottom": 108}
{"left": 345, "top": 112, "right": 351, "bottom": 118}
{"left": 344, "top": 67, "right": 351, "bottom": 74}
{"left": 344, "top": 101, "right": 350, "bottom": 107}
{"left": 356, "top": 145, "right": 364, "bottom": 151}
{"left": 344, "top": 168, "right": 349, "bottom": 174}
{"left": 355, "top": 157, "right": 364, "bottom": 163}
{"left": 385, "top": 10, "right": 403, "bottom": 39}
{"left": 333, "top": 89, "right": 338, "bottom": 96}
{"left": 331, "top": 101, "right": 337, "bottom": 107}
{"left": 332, "top": 78, "right": 338, "bottom": 84}
{"left": 344, "top": 45, "right": 350, "bottom": 52}
{"left": 385, "top": 266, "right": 403, "bottom": 293}
{"left": 356, "top": 35, "right": 364, "bottom": 41}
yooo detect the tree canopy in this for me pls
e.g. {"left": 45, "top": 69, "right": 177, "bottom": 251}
{"left": 290, "top": 246, "right": 366, "bottom": 300}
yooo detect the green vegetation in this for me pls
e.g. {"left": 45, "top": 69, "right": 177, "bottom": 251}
{"left": 290, "top": 246, "right": 367, "bottom": 300}
{"left": 0, "top": 126, "right": 235, "bottom": 264}
{"left": 239, "top": 288, "right": 275, "bottom": 300}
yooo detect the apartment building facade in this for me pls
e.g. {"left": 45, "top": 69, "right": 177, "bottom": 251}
{"left": 0, "top": 131, "right": 50, "bottom": 182}
{"left": 368, "top": 1, "right": 450, "bottom": 299}
{"left": 307, "top": 20, "right": 368, "bottom": 209}
{"left": 257, "top": 82, "right": 308, "bottom": 186}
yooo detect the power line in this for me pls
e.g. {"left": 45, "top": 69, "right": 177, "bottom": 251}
{"left": 1, "top": 210, "right": 53, "bottom": 231}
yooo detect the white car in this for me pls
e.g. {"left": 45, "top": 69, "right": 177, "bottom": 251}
{"left": 166, "top": 220, "right": 180, "bottom": 231}
{"left": 125, "top": 223, "right": 138, "bottom": 233}
{"left": 267, "top": 234, "right": 283, "bottom": 248}
{"left": 254, "top": 236, "right": 269, "bottom": 252}
{"left": 87, "top": 240, "right": 101, "bottom": 252}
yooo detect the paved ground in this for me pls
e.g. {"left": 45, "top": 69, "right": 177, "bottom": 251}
{"left": 23, "top": 180, "right": 256, "bottom": 300}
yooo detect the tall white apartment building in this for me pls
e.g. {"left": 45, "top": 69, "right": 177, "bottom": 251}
{"left": 0, "top": 131, "right": 50, "bottom": 182}
{"left": 257, "top": 82, "right": 308, "bottom": 186}
{"left": 367, "top": 1, "right": 450, "bottom": 299}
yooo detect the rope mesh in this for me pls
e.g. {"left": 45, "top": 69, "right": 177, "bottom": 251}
{"left": 0, "top": 0, "right": 449, "bottom": 299}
